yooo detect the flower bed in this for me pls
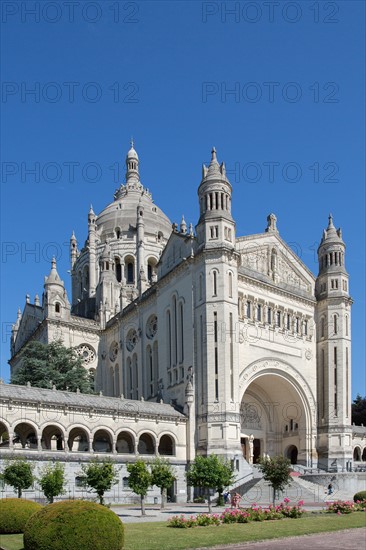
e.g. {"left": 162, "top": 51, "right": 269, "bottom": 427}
{"left": 326, "top": 499, "right": 366, "bottom": 514}
{"left": 167, "top": 499, "right": 304, "bottom": 528}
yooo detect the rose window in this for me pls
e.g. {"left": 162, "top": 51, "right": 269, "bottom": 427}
{"left": 146, "top": 315, "right": 158, "bottom": 339}
{"left": 126, "top": 329, "right": 138, "bottom": 352}
{"left": 75, "top": 344, "right": 96, "bottom": 364}
{"left": 109, "top": 341, "right": 119, "bottom": 362}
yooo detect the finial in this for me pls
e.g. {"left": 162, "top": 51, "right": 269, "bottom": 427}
{"left": 34, "top": 294, "right": 40, "bottom": 306}
{"left": 265, "top": 213, "right": 278, "bottom": 233}
{"left": 130, "top": 136, "right": 134, "bottom": 148}
{"left": 51, "top": 256, "right": 56, "bottom": 269}
{"left": 180, "top": 215, "right": 187, "bottom": 234}
{"left": 26, "top": 294, "right": 30, "bottom": 303}
{"left": 189, "top": 223, "right": 194, "bottom": 237}
{"left": 211, "top": 147, "right": 217, "bottom": 161}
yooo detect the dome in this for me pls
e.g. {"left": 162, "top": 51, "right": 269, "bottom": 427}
{"left": 96, "top": 188, "right": 172, "bottom": 242}
{"left": 126, "top": 144, "right": 138, "bottom": 160}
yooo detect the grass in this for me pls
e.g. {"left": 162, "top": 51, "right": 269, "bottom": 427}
{"left": 1, "top": 513, "right": 365, "bottom": 550}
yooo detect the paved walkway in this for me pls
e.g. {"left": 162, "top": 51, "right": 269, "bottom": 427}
{"left": 198, "top": 528, "right": 366, "bottom": 550}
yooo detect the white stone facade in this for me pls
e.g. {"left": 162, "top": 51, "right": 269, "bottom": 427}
{"left": 4, "top": 142, "right": 364, "bottom": 502}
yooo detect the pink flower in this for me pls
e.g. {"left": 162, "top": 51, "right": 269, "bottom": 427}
{"left": 284, "top": 497, "right": 290, "bottom": 503}
{"left": 298, "top": 500, "right": 304, "bottom": 506}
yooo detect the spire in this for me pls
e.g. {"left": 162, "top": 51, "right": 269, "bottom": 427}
{"left": 320, "top": 213, "right": 343, "bottom": 244}
{"left": 211, "top": 147, "right": 217, "bottom": 163}
{"left": 327, "top": 213, "right": 334, "bottom": 230}
{"left": 44, "top": 257, "right": 64, "bottom": 286}
{"left": 201, "top": 147, "right": 228, "bottom": 181}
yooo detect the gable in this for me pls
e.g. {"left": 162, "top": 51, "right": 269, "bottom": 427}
{"left": 236, "top": 233, "right": 315, "bottom": 295}
{"left": 158, "top": 232, "right": 196, "bottom": 278}
{"left": 14, "top": 304, "right": 44, "bottom": 353}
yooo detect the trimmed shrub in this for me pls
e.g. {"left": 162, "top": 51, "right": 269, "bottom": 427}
{"left": 23, "top": 500, "right": 124, "bottom": 550}
{"left": 353, "top": 490, "right": 366, "bottom": 502}
{"left": 0, "top": 498, "right": 42, "bottom": 534}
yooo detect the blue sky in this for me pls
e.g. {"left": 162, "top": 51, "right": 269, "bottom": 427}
{"left": 1, "top": 1, "right": 365, "bottom": 397}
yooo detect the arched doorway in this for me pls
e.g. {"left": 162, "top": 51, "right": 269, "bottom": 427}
{"left": 239, "top": 363, "right": 314, "bottom": 468}
{"left": 286, "top": 445, "right": 298, "bottom": 465}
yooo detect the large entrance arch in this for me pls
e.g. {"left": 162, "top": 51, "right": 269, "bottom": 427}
{"left": 239, "top": 359, "right": 316, "bottom": 468}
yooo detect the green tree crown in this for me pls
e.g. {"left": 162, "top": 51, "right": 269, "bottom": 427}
{"left": 38, "top": 462, "right": 66, "bottom": 503}
{"left": 80, "top": 459, "right": 120, "bottom": 505}
{"left": 1, "top": 459, "right": 34, "bottom": 498}
{"left": 11, "top": 340, "right": 93, "bottom": 393}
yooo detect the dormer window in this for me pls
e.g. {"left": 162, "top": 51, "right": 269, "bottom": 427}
{"left": 55, "top": 302, "right": 61, "bottom": 314}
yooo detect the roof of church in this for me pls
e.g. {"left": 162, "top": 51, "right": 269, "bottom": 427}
{"left": 0, "top": 383, "right": 186, "bottom": 419}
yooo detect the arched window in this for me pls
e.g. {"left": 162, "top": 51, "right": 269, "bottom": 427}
{"left": 158, "top": 434, "right": 175, "bottom": 456}
{"left": 147, "top": 345, "right": 153, "bottom": 397}
{"left": 199, "top": 273, "right": 203, "bottom": 300}
{"left": 132, "top": 354, "right": 138, "bottom": 399}
{"left": 256, "top": 304, "right": 262, "bottom": 322}
{"left": 333, "top": 314, "right": 338, "bottom": 335}
{"left": 246, "top": 301, "right": 251, "bottom": 318}
{"left": 295, "top": 317, "right": 300, "bottom": 333}
{"left": 173, "top": 296, "right": 178, "bottom": 365}
{"left": 275, "top": 310, "right": 281, "bottom": 327}
{"left": 228, "top": 272, "right": 233, "bottom": 298}
{"left": 55, "top": 302, "right": 61, "bottom": 313}
{"left": 115, "top": 227, "right": 121, "bottom": 239}
{"left": 267, "top": 307, "right": 272, "bottom": 324}
{"left": 345, "top": 315, "right": 349, "bottom": 336}
{"left": 127, "top": 357, "right": 132, "bottom": 399}
{"left": 321, "top": 317, "right": 325, "bottom": 338}
{"left": 167, "top": 310, "right": 172, "bottom": 367}
{"left": 212, "top": 270, "right": 217, "bottom": 296}
{"left": 115, "top": 258, "right": 122, "bottom": 282}
{"left": 114, "top": 365, "right": 120, "bottom": 397}
{"left": 138, "top": 433, "right": 155, "bottom": 455}
{"left": 125, "top": 257, "right": 135, "bottom": 284}
{"left": 179, "top": 302, "right": 184, "bottom": 363}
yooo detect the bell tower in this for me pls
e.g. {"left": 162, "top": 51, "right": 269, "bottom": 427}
{"left": 194, "top": 148, "right": 241, "bottom": 465}
{"left": 315, "top": 214, "right": 353, "bottom": 471}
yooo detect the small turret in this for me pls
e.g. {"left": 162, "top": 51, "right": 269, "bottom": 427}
{"left": 70, "top": 231, "right": 78, "bottom": 269}
{"left": 196, "top": 147, "right": 235, "bottom": 248}
{"left": 125, "top": 140, "right": 141, "bottom": 188}
{"left": 316, "top": 214, "right": 348, "bottom": 299}
{"left": 43, "top": 257, "right": 71, "bottom": 320}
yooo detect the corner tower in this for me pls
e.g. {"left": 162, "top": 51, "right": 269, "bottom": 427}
{"left": 194, "top": 148, "right": 241, "bottom": 465}
{"left": 315, "top": 214, "right": 353, "bottom": 471}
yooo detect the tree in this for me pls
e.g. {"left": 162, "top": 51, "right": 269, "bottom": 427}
{"left": 186, "top": 455, "right": 235, "bottom": 513}
{"left": 11, "top": 340, "right": 93, "bottom": 393}
{"left": 38, "top": 462, "right": 66, "bottom": 503}
{"left": 1, "top": 459, "right": 34, "bottom": 498}
{"left": 126, "top": 460, "right": 152, "bottom": 516}
{"left": 257, "top": 455, "right": 291, "bottom": 505}
{"left": 79, "top": 460, "right": 120, "bottom": 505}
{"left": 150, "top": 458, "right": 176, "bottom": 509}
{"left": 352, "top": 394, "right": 366, "bottom": 426}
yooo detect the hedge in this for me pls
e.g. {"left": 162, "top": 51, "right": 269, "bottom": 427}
{"left": 353, "top": 490, "right": 366, "bottom": 502}
{"left": 0, "top": 498, "right": 43, "bottom": 534}
{"left": 23, "top": 500, "right": 124, "bottom": 550}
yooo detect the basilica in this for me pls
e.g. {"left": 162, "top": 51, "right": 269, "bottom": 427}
{"left": 2, "top": 142, "right": 364, "bottom": 502}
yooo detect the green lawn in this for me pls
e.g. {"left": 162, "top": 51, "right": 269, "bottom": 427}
{"left": 1, "top": 513, "right": 365, "bottom": 550}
